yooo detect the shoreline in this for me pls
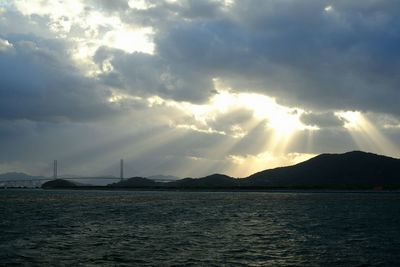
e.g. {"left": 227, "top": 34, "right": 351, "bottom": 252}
{"left": 2, "top": 186, "right": 399, "bottom": 193}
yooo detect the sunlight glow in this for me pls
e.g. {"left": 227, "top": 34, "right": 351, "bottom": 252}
{"left": 108, "top": 92, "right": 142, "bottom": 103}
{"left": 336, "top": 111, "right": 400, "bottom": 157}
{"left": 14, "top": 0, "right": 155, "bottom": 77}
{"left": 136, "top": 83, "right": 320, "bottom": 177}
{"left": 0, "top": 38, "right": 13, "bottom": 52}
{"left": 140, "top": 79, "right": 320, "bottom": 176}
{"left": 209, "top": 79, "right": 314, "bottom": 135}
{"left": 336, "top": 111, "right": 361, "bottom": 129}
{"left": 128, "top": 0, "right": 155, "bottom": 10}
{"left": 104, "top": 27, "right": 155, "bottom": 54}
{"left": 227, "top": 152, "right": 316, "bottom": 177}
{"left": 175, "top": 124, "right": 226, "bottom": 136}
{"left": 223, "top": 0, "right": 235, "bottom": 7}
{"left": 163, "top": 90, "right": 312, "bottom": 139}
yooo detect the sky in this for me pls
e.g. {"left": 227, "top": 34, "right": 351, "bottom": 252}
{"left": 1, "top": 0, "right": 400, "bottom": 178}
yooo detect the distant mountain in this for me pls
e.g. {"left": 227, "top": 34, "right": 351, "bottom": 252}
{"left": 109, "top": 177, "right": 158, "bottom": 187}
{"left": 165, "top": 174, "right": 238, "bottom": 188}
{"left": 0, "top": 172, "right": 47, "bottom": 181}
{"left": 42, "top": 179, "right": 78, "bottom": 188}
{"left": 244, "top": 151, "right": 400, "bottom": 187}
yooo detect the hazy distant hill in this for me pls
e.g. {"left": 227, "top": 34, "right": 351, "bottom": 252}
{"left": 0, "top": 172, "right": 47, "bottom": 181}
{"left": 244, "top": 151, "right": 400, "bottom": 187}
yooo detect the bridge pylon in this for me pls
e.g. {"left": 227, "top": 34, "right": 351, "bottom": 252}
{"left": 53, "top": 160, "right": 57, "bottom": 179}
{"left": 120, "top": 159, "right": 124, "bottom": 182}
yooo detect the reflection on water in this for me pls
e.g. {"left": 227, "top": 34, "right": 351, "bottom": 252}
{"left": 1, "top": 190, "right": 400, "bottom": 266}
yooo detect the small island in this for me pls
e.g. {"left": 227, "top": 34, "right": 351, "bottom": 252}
{"left": 42, "top": 179, "right": 78, "bottom": 189}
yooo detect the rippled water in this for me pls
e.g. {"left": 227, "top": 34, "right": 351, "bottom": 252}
{"left": 1, "top": 190, "right": 400, "bottom": 266}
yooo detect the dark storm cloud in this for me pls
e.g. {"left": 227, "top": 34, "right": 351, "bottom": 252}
{"left": 105, "top": 0, "right": 400, "bottom": 115}
{"left": 0, "top": 35, "right": 113, "bottom": 122}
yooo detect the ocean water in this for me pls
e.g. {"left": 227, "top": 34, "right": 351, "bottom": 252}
{"left": 1, "top": 190, "right": 400, "bottom": 266}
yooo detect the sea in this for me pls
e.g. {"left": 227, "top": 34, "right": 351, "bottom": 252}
{"left": 1, "top": 189, "right": 400, "bottom": 266}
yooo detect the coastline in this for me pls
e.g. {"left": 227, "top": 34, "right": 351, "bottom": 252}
{"left": 3, "top": 186, "right": 399, "bottom": 193}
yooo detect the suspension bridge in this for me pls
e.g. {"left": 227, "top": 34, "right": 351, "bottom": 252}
{"left": 0, "top": 159, "right": 125, "bottom": 188}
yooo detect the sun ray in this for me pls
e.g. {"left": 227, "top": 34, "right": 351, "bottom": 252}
{"left": 336, "top": 111, "right": 400, "bottom": 157}
{"left": 152, "top": 82, "right": 321, "bottom": 176}
{"left": 207, "top": 118, "right": 265, "bottom": 176}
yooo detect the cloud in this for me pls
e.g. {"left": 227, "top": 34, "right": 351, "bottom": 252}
{"left": 300, "top": 112, "right": 344, "bottom": 128}
{"left": 1, "top": 0, "right": 400, "bottom": 178}
{"left": 95, "top": 46, "right": 214, "bottom": 102}
{"left": 8, "top": 0, "right": 400, "bottom": 116}
{"left": 0, "top": 38, "right": 13, "bottom": 52}
{"left": 110, "top": 0, "right": 400, "bottom": 115}
{"left": 85, "top": 0, "right": 130, "bottom": 12}
{"left": 0, "top": 35, "right": 115, "bottom": 122}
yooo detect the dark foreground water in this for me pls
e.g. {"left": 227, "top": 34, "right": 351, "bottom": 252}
{"left": 1, "top": 190, "right": 400, "bottom": 266}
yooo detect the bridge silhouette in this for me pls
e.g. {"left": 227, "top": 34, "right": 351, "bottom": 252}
{"left": 0, "top": 159, "right": 124, "bottom": 188}
{"left": 0, "top": 176, "right": 123, "bottom": 188}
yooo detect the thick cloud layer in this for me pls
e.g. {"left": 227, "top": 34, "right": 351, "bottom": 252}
{"left": 102, "top": 0, "right": 400, "bottom": 114}
{"left": 1, "top": 0, "right": 400, "bottom": 178}
{"left": 0, "top": 35, "right": 114, "bottom": 122}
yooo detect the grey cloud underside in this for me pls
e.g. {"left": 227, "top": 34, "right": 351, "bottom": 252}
{"left": 95, "top": 47, "right": 213, "bottom": 102}
{"left": 0, "top": 35, "right": 113, "bottom": 122}
{"left": 300, "top": 112, "right": 344, "bottom": 128}
{"left": 3, "top": 0, "right": 400, "bottom": 122}
{"left": 85, "top": 0, "right": 129, "bottom": 12}
{"left": 101, "top": 0, "right": 400, "bottom": 115}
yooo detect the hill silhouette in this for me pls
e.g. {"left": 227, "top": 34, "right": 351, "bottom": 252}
{"left": 40, "top": 151, "right": 400, "bottom": 190}
{"left": 42, "top": 179, "right": 78, "bottom": 188}
{"left": 244, "top": 151, "right": 400, "bottom": 188}
{"left": 165, "top": 174, "right": 238, "bottom": 188}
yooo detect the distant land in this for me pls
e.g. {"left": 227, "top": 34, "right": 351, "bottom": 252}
{"left": 0, "top": 172, "right": 179, "bottom": 186}
{"left": 39, "top": 151, "right": 400, "bottom": 190}
{"left": 0, "top": 172, "right": 46, "bottom": 181}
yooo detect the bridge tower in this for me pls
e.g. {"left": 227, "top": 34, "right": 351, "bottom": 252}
{"left": 53, "top": 160, "right": 58, "bottom": 179}
{"left": 120, "top": 159, "right": 124, "bottom": 181}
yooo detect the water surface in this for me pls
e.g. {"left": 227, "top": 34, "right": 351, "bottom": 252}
{"left": 1, "top": 190, "right": 399, "bottom": 266}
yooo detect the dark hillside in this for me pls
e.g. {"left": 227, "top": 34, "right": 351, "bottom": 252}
{"left": 245, "top": 151, "right": 400, "bottom": 186}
